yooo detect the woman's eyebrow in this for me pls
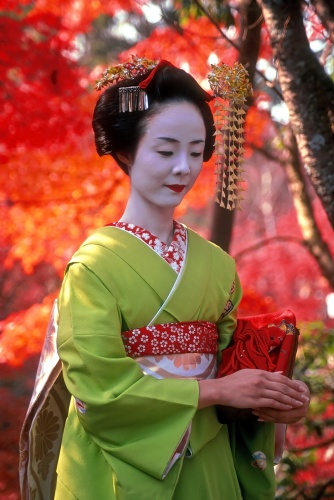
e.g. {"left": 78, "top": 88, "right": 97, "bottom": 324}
{"left": 156, "top": 137, "right": 205, "bottom": 144}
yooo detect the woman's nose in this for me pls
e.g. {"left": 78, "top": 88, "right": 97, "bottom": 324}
{"left": 173, "top": 155, "right": 190, "bottom": 175}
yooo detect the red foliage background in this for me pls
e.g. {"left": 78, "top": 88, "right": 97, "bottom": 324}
{"left": 0, "top": 1, "right": 333, "bottom": 498}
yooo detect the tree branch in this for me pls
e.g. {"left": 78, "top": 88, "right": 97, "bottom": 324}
{"left": 192, "top": 0, "right": 283, "bottom": 98}
{"left": 309, "top": 0, "right": 334, "bottom": 43}
{"left": 249, "top": 127, "right": 334, "bottom": 289}
{"left": 289, "top": 434, "right": 334, "bottom": 453}
{"left": 234, "top": 235, "right": 306, "bottom": 261}
{"left": 282, "top": 125, "right": 334, "bottom": 289}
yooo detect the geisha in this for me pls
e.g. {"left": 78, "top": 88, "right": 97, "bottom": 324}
{"left": 20, "top": 58, "right": 310, "bottom": 500}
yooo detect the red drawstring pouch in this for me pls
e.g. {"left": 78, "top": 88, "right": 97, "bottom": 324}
{"left": 216, "top": 310, "right": 300, "bottom": 423}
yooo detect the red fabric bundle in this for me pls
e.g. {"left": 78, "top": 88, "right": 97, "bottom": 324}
{"left": 218, "top": 310, "right": 299, "bottom": 379}
{"left": 216, "top": 310, "right": 300, "bottom": 423}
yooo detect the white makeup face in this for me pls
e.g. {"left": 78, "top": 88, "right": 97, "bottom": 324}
{"left": 126, "top": 101, "right": 206, "bottom": 213}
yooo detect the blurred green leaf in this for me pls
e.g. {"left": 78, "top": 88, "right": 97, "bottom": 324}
{"left": 177, "top": 0, "right": 235, "bottom": 27}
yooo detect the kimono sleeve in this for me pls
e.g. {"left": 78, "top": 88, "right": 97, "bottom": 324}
{"left": 57, "top": 262, "right": 199, "bottom": 480}
{"left": 217, "top": 270, "right": 243, "bottom": 359}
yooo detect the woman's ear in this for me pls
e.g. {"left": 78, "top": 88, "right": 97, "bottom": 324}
{"left": 116, "top": 152, "right": 132, "bottom": 167}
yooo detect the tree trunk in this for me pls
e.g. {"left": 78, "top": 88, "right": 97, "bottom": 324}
{"left": 257, "top": 0, "right": 334, "bottom": 228}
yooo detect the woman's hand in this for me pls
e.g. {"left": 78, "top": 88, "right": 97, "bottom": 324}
{"left": 198, "top": 369, "right": 309, "bottom": 411}
{"left": 252, "top": 381, "right": 310, "bottom": 423}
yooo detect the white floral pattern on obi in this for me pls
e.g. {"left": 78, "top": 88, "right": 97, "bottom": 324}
{"left": 122, "top": 321, "right": 218, "bottom": 358}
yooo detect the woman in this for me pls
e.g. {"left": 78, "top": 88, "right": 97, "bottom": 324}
{"left": 52, "top": 60, "right": 309, "bottom": 499}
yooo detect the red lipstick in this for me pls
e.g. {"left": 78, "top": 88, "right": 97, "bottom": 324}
{"left": 166, "top": 185, "right": 186, "bottom": 193}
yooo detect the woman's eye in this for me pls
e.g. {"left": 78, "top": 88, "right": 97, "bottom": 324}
{"left": 157, "top": 151, "right": 173, "bottom": 157}
{"left": 191, "top": 152, "right": 203, "bottom": 158}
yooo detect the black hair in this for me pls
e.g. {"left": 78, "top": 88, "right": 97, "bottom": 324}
{"left": 92, "top": 64, "right": 215, "bottom": 174}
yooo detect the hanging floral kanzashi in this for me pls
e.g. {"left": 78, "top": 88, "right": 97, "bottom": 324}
{"left": 208, "top": 62, "right": 253, "bottom": 210}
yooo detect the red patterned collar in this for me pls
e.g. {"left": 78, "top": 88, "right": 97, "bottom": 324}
{"left": 108, "top": 220, "right": 187, "bottom": 273}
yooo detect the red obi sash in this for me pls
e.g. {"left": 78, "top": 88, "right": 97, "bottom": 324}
{"left": 121, "top": 321, "right": 218, "bottom": 358}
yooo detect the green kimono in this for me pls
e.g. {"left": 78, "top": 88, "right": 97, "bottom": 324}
{"left": 55, "top": 226, "right": 276, "bottom": 500}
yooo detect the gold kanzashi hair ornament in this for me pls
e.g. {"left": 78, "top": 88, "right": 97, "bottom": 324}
{"left": 95, "top": 55, "right": 157, "bottom": 90}
{"left": 96, "top": 55, "right": 158, "bottom": 112}
{"left": 208, "top": 62, "right": 253, "bottom": 210}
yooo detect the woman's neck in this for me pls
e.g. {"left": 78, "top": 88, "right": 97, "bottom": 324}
{"left": 119, "top": 201, "right": 175, "bottom": 246}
